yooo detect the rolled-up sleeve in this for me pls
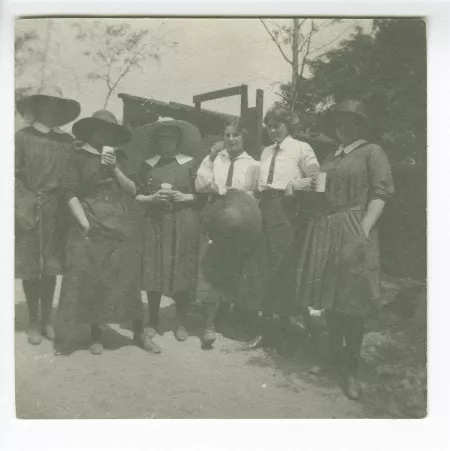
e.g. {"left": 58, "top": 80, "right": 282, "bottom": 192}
{"left": 298, "top": 142, "right": 320, "bottom": 178}
{"left": 368, "top": 145, "right": 394, "bottom": 201}
{"left": 195, "top": 155, "right": 214, "bottom": 193}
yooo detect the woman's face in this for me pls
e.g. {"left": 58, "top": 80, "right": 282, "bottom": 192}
{"left": 266, "top": 120, "right": 289, "bottom": 144}
{"left": 224, "top": 125, "right": 244, "bottom": 157}
{"left": 91, "top": 129, "right": 110, "bottom": 148}
{"left": 335, "top": 114, "right": 364, "bottom": 145}
{"left": 156, "top": 127, "right": 179, "bottom": 157}
{"left": 34, "top": 100, "right": 61, "bottom": 128}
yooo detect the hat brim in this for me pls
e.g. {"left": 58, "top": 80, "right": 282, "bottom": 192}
{"left": 140, "top": 120, "right": 201, "bottom": 158}
{"left": 332, "top": 108, "right": 369, "bottom": 122}
{"left": 72, "top": 117, "right": 132, "bottom": 147}
{"left": 16, "top": 94, "right": 81, "bottom": 127}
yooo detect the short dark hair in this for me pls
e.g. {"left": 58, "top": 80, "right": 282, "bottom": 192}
{"left": 224, "top": 118, "right": 248, "bottom": 136}
{"left": 263, "top": 105, "right": 299, "bottom": 135}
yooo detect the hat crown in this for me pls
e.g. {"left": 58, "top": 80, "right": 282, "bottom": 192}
{"left": 334, "top": 100, "right": 368, "bottom": 118}
{"left": 91, "top": 110, "right": 120, "bottom": 125}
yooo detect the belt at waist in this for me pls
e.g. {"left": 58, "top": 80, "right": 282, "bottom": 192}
{"left": 325, "top": 205, "right": 362, "bottom": 215}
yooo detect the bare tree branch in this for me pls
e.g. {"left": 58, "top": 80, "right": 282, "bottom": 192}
{"left": 259, "top": 19, "right": 292, "bottom": 65}
{"left": 308, "top": 25, "right": 353, "bottom": 56}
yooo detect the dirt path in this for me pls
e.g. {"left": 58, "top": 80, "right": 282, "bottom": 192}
{"left": 15, "top": 279, "right": 366, "bottom": 419}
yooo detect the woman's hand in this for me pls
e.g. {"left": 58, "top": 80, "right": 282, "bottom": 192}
{"left": 80, "top": 221, "right": 91, "bottom": 237}
{"left": 101, "top": 149, "right": 117, "bottom": 167}
{"left": 361, "top": 220, "right": 371, "bottom": 239}
{"left": 209, "top": 141, "right": 224, "bottom": 162}
{"left": 135, "top": 190, "right": 171, "bottom": 204}
{"left": 172, "top": 191, "right": 194, "bottom": 203}
{"left": 291, "top": 177, "right": 314, "bottom": 191}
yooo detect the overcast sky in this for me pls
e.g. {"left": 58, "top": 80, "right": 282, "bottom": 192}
{"left": 16, "top": 18, "right": 373, "bottom": 124}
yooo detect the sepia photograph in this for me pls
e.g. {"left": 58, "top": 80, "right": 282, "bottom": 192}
{"left": 12, "top": 16, "right": 427, "bottom": 421}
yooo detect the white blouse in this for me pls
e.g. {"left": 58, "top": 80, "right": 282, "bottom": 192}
{"left": 195, "top": 148, "right": 259, "bottom": 195}
{"left": 257, "top": 135, "right": 319, "bottom": 191}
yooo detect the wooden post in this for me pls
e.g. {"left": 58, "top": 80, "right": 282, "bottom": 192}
{"left": 240, "top": 84, "right": 248, "bottom": 118}
{"left": 255, "top": 89, "right": 264, "bottom": 159}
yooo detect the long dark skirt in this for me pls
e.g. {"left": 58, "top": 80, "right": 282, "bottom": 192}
{"left": 56, "top": 224, "right": 144, "bottom": 340}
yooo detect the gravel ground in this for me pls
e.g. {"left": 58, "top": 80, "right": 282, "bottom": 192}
{"left": 15, "top": 278, "right": 366, "bottom": 419}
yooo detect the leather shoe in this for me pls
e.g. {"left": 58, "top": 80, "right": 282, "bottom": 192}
{"left": 201, "top": 328, "right": 216, "bottom": 349}
{"left": 28, "top": 324, "right": 42, "bottom": 345}
{"left": 89, "top": 342, "right": 104, "bottom": 355}
{"left": 345, "top": 375, "right": 362, "bottom": 400}
{"left": 174, "top": 325, "right": 189, "bottom": 342}
{"left": 242, "top": 335, "right": 266, "bottom": 350}
{"left": 41, "top": 323, "right": 55, "bottom": 341}
{"left": 134, "top": 333, "right": 161, "bottom": 354}
{"left": 145, "top": 325, "right": 163, "bottom": 338}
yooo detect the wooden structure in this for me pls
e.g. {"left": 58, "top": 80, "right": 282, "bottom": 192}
{"left": 118, "top": 84, "right": 264, "bottom": 160}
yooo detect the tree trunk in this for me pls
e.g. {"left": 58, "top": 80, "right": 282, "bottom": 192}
{"left": 290, "top": 18, "right": 300, "bottom": 111}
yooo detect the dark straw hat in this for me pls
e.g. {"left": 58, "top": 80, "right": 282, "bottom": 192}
{"left": 140, "top": 118, "right": 201, "bottom": 158}
{"left": 72, "top": 110, "right": 132, "bottom": 147}
{"left": 333, "top": 99, "right": 369, "bottom": 121}
{"left": 16, "top": 88, "right": 81, "bottom": 127}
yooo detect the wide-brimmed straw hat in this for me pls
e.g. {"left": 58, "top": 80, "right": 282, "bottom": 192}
{"left": 16, "top": 86, "right": 81, "bottom": 127}
{"left": 332, "top": 99, "right": 369, "bottom": 122}
{"left": 140, "top": 117, "right": 201, "bottom": 157}
{"left": 72, "top": 110, "right": 132, "bottom": 147}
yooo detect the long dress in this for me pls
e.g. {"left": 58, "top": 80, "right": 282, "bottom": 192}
{"left": 55, "top": 147, "right": 144, "bottom": 338}
{"left": 15, "top": 126, "right": 74, "bottom": 280}
{"left": 296, "top": 142, "right": 394, "bottom": 318}
{"left": 137, "top": 157, "right": 201, "bottom": 296}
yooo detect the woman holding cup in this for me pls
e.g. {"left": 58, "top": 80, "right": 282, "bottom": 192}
{"left": 136, "top": 118, "right": 202, "bottom": 342}
{"left": 55, "top": 110, "right": 159, "bottom": 355}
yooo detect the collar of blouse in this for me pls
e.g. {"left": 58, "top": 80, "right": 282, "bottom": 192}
{"left": 219, "top": 149, "right": 252, "bottom": 161}
{"left": 145, "top": 153, "right": 193, "bottom": 167}
{"left": 32, "top": 121, "right": 65, "bottom": 135}
{"left": 334, "top": 139, "right": 367, "bottom": 157}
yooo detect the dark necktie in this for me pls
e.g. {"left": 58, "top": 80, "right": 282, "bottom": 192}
{"left": 266, "top": 145, "right": 280, "bottom": 185}
{"left": 225, "top": 157, "right": 236, "bottom": 188}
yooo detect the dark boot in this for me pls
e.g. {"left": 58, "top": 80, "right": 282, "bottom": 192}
{"left": 146, "top": 291, "right": 163, "bottom": 338}
{"left": 325, "top": 310, "right": 346, "bottom": 375}
{"left": 345, "top": 374, "right": 362, "bottom": 400}
{"left": 23, "top": 279, "right": 42, "bottom": 345}
{"left": 89, "top": 324, "right": 103, "bottom": 355}
{"left": 343, "top": 314, "right": 365, "bottom": 400}
{"left": 39, "top": 276, "right": 56, "bottom": 341}
{"left": 132, "top": 319, "right": 161, "bottom": 354}
{"left": 215, "top": 302, "right": 231, "bottom": 335}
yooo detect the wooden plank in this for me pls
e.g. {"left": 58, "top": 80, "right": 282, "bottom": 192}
{"left": 254, "top": 89, "right": 264, "bottom": 159}
{"left": 193, "top": 85, "right": 243, "bottom": 104}
{"left": 240, "top": 84, "right": 248, "bottom": 118}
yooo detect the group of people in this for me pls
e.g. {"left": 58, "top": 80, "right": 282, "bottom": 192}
{"left": 15, "top": 89, "right": 394, "bottom": 401}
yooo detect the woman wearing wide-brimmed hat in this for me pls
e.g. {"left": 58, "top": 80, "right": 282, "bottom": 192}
{"left": 55, "top": 110, "right": 160, "bottom": 355}
{"left": 15, "top": 89, "right": 80, "bottom": 346}
{"left": 135, "top": 118, "right": 202, "bottom": 342}
{"left": 295, "top": 100, "right": 394, "bottom": 400}
{"left": 195, "top": 118, "right": 261, "bottom": 348}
